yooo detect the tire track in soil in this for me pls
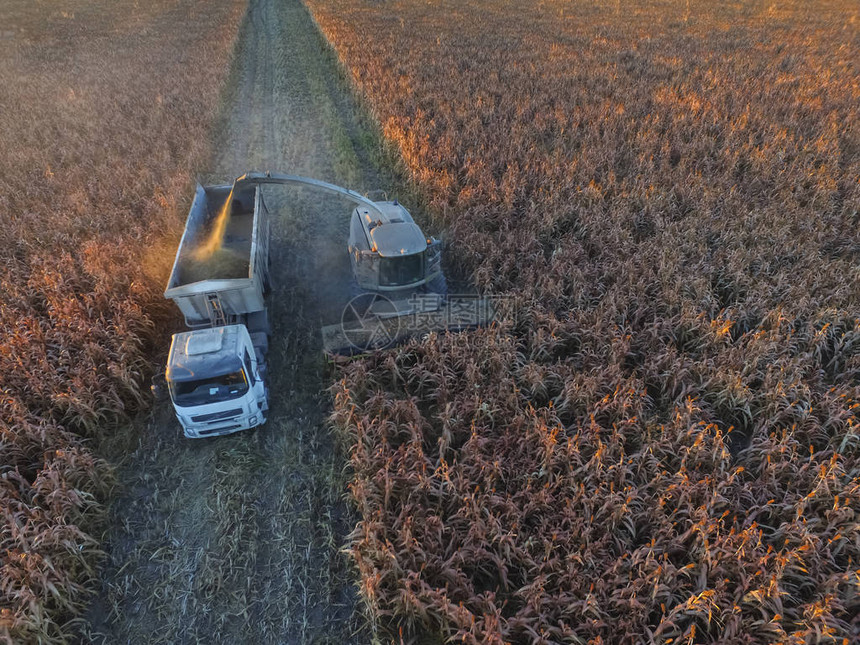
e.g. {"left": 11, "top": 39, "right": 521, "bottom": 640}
{"left": 84, "top": 0, "right": 395, "bottom": 642}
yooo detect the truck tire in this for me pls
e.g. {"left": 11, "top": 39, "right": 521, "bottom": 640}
{"left": 262, "top": 269, "right": 272, "bottom": 295}
{"left": 265, "top": 251, "right": 273, "bottom": 293}
{"left": 246, "top": 309, "right": 271, "bottom": 336}
{"left": 256, "top": 354, "right": 268, "bottom": 382}
{"left": 250, "top": 332, "right": 269, "bottom": 356}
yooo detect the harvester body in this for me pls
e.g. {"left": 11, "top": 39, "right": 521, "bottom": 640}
{"left": 322, "top": 199, "right": 494, "bottom": 355}
{"left": 348, "top": 201, "right": 442, "bottom": 293}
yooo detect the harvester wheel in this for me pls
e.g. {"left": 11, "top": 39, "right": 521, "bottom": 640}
{"left": 426, "top": 272, "right": 448, "bottom": 299}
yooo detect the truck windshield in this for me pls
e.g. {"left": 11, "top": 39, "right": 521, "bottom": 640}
{"left": 379, "top": 253, "right": 423, "bottom": 287}
{"left": 169, "top": 370, "right": 248, "bottom": 407}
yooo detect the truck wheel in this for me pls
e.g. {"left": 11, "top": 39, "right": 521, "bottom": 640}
{"left": 250, "top": 332, "right": 269, "bottom": 356}
{"left": 247, "top": 309, "right": 271, "bottom": 336}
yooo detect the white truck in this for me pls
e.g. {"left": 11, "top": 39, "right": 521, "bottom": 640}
{"left": 163, "top": 178, "right": 271, "bottom": 438}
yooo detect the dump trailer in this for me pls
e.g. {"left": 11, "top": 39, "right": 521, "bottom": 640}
{"left": 163, "top": 179, "right": 271, "bottom": 438}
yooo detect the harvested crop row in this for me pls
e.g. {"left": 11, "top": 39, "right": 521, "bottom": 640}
{"left": 308, "top": 0, "right": 860, "bottom": 642}
{"left": 0, "top": 0, "right": 244, "bottom": 641}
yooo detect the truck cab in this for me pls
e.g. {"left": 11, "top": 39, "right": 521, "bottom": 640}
{"left": 166, "top": 325, "right": 268, "bottom": 438}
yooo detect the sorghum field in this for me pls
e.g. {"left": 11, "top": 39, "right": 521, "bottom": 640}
{"left": 0, "top": 0, "right": 243, "bottom": 641}
{"left": 307, "top": 0, "right": 860, "bottom": 642}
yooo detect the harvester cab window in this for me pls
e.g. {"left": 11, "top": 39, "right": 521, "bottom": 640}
{"left": 379, "top": 253, "right": 423, "bottom": 287}
{"left": 170, "top": 370, "right": 249, "bottom": 407}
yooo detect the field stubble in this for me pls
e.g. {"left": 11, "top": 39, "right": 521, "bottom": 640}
{"left": 0, "top": 0, "right": 244, "bottom": 641}
{"left": 307, "top": 0, "right": 860, "bottom": 642}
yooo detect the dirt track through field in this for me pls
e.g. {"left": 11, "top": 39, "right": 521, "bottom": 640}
{"left": 85, "top": 0, "right": 393, "bottom": 641}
